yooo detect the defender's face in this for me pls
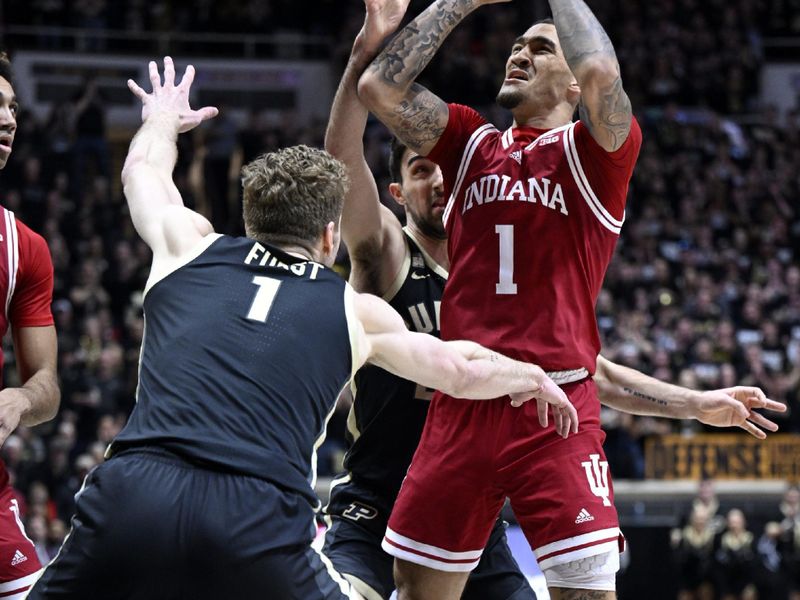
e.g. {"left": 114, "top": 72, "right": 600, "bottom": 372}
{"left": 398, "top": 149, "right": 446, "bottom": 239}
{"left": 0, "top": 77, "right": 17, "bottom": 170}
{"left": 496, "top": 23, "right": 575, "bottom": 112}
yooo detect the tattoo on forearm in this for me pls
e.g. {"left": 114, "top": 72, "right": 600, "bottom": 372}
{"left": 550, "top": 0, "right": 631, "bottom": 150}
{"left": 551, "top": 589, "right": 613, "bottom": 600}
{"left": 379, "top": 84, "right": 447, "bottom": 151}
{"left": 623, "top": 386, "right": 668, "bottom": 407}
{"left": 366, "top": 0, "right": 476, "bottom": 152}
{"left": 370, "top": 0, "right": 479, "bottom": 86}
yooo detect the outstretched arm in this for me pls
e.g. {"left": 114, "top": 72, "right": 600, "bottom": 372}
{"left": 594, "top": 355, "right": 787, "bottom": 439}
{"left": 121, "top": 57, "right": 218, "bottom": 259}
{"left": 325, "top": 0, "right": 410, "bottom": 294}
{"left": 549, "top": 0, "right": 632, "bottom": 151}
{"left": 358, "top": 0, "right": 503, "bottom": 155}
{"left": 354, "top": 291, "right": 578, "bottom": 437}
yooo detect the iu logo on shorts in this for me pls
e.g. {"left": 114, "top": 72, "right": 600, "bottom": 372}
{"left": 581, "top": 454, "right": 611, "bottom": 507}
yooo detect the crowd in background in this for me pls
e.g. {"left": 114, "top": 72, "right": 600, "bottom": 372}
{"left": 0, "top": 0, "right": 798, "bottom": 594}
{"left": 671, "top": 482, "right": 800, "bottom": 600}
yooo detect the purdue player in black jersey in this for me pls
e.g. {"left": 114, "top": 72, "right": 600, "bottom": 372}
{"left": 321, "top": 2, "right": 786, "bottom": 599}
{"left": 27, "top": 59, "right": 584, "bottom": 600}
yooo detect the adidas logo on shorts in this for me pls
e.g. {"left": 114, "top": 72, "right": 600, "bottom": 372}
{"left": 10, "top": 549, "right": 27, "bottom": 566}
{"left": 575, "top": 508, "right": 595, "bottom": 524}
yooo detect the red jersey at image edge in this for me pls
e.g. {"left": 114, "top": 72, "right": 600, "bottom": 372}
{"left": 428, "top": 103, "right": 642, "bottom": 374}
{"left": 0, "top": 207, "right": 55, "bottom": 490}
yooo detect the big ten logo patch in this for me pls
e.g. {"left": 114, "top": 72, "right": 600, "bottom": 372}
{"left": 343, "top": 502, "right": 379, "bottom": 522}
{"left": 581, "top": 454, "right": 611, "bottom": 507}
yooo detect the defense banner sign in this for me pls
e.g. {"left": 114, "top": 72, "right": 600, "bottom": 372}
{"left": 645, "top": 434, "right": 800, "bottom": 480}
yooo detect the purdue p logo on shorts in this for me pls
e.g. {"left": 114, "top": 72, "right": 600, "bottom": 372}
{"left": 343, "top": 502, "right": 378, "bottom": 522}
{"left": 581, "top": 454, "right": 611, "bottom": 507}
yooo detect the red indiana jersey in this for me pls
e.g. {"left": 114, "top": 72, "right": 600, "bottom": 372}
{"left": 0, "top": 207, "right": 55, "bottom": 489}
{"left": 428, "top": 104, "right": 642, "bottom": 373}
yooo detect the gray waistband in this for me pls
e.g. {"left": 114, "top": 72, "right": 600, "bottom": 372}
{"left": 544, "top": 367, "right": 589, "bottom": 385}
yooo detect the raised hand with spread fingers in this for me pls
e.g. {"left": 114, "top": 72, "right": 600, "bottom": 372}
{"left": 121, "top": 57, "right": 219, "bottom": 275}
{"left": 127, "top": 56, "right": 218, "bottom": 133}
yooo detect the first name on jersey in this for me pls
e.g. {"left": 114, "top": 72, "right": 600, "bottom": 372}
{"left": 244, "top": 241, "right": 323, "bottom": 279}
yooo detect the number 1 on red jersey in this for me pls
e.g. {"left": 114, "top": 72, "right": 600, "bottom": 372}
{"left": 495, "top": 224, "right": 518, "bottom": 295}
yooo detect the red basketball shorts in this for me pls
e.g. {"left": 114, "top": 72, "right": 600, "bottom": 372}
{"left": 0, "top": 486, "right": 43, "bottom": 598}
{"left": 382, "top": 378, "right": 623, "bottom": 572}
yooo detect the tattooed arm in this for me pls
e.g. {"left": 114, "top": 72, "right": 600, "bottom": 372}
{"left": 548, "top": 0, "right": 631, "bottom": 152}
{"left": 594, "top": 355, "right": 786, "bottom": 439}
{"left": 358, "top": 0, "right": 503, "bottom": 155}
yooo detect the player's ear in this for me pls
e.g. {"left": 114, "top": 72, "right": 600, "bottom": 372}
{"left": 388, "top": 182, "right": 406, "bottom": 207}
{"left": 567, "top": 80, "right": 581, "bottom": 104}
{"left": 321, "top": 221, "right": 336, "bottom": 256}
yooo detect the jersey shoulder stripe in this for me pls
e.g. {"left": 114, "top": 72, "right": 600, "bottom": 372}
{"left": 382, "top": 243, "right": 411, "bottom": 303}
{"left": 3, "top": 208, "right": 19, "bottom": 315}
{"left": 443, "top": 123, "right": 497, "bottom": 228}
{"left": 563, "top": 122, "right": 625, "bottom": 235}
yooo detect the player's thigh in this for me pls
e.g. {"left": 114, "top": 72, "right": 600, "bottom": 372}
{"left": 322, "top": 516, "right": 393, "bottom": 600}
{"left": 394, "top": 558, "right": 470, "bottom": 600}
{"left": 187, "top": 541, "right": 360, "bottom": 600}
{"left": 26, "top": 457, "right": 182, "bottom": 599}
{"left": 384, "top": 396, "right": 503, "bottom": 571}
{"left": 462, "top": 519, "right": 535, "bottom": 600}
{"left": 504, "top": 429, "right": 623, "bottom": 585}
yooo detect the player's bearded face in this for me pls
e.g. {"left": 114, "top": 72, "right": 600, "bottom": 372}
{"left": 0, "top": 78, "right": 17, "bottom": 170}
{"left": 400, "top": 157, "right": 446, "bottom": 239}
{"left": 406, "top": 186, "right": 447, "bottom": 239}
{"left": 407, "top": 192, "right": 446, "bottom": 239}
{"left": 496, "top": 24, "right": 572, "bottom": 112}
{"left": 496, "top": 86, "right": 524, "bottom": 110}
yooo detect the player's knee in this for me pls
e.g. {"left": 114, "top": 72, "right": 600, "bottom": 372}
{"left": 393, "top": 559, "right": 419, "bottom": 599}
{"left": 393, "top": 559, "right": 466, "bottom": 600}
{"left": 542, "top": 548, "right": 619, "bottom": 593}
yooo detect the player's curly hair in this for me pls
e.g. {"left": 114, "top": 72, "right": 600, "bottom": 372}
{"left": 241, "top": 145, "right": 348, "bottom": 246}
{"left": 0, "top": 52, "right": 13, "bottom": 84}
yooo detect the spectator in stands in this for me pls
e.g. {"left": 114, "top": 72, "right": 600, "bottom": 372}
{"left": 692, "top": 479, "right": 725, "bottom": 533}
{"left": 671, "top": 504, "right": 716, "bottom": 600}
{"left": 779, "top": 487, "right": 800, "bottom": 600}
{"left": 45, "top": 518, "right": 66, "bottom": 561}
{"left": 714, "top": 508, "right": 758, "bottom": 600}
{"left": 70, "top": 78, "right": 109, "bottom": 200}
{"left": 27, "top": 514, "right": 50, "bottom": 565}
{"left": 756, "top": 521, "right": 789, "bottom": 599}
{"left": 200, "top": 102, "right": 240, "bottom": 234}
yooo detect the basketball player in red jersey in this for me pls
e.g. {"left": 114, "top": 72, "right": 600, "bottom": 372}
{"left": 0, "top": 53, "right": 60, "bottom": 599}
{"left": 325, "top": 2, "right": 785, "bottom": 598}
{"left": 359, "top": 1, "right": 688, "bottom": 598}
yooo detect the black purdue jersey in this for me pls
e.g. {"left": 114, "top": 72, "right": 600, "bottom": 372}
{"left": 111, "top": 235, "right": 354, "bottom": 506}
{"left": 339, "top": 229, "right": 447, "bottom": 507}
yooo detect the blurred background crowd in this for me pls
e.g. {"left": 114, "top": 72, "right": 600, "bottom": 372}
{"left": 669, "top": 481, "right": 800, "bottom": 600}
{"left": 0, "top": 0, "right": 798, "bottom": 597}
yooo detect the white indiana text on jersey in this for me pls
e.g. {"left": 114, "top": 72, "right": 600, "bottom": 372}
{"left": 462, "top": 174, "right": 568, "bottom": 216}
